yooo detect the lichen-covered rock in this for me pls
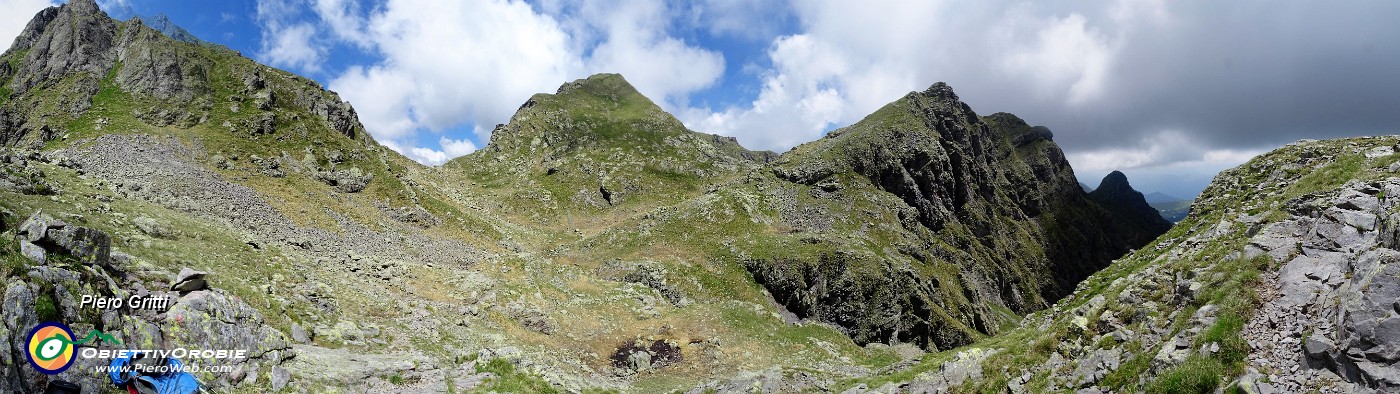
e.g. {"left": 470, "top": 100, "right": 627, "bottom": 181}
{"left": 165, "top": 289, "right": 292, "bottom": 384}
{"left": 16, "top": 212, "right": 109, "bottom": 266}
{"left": 133, "top": 216, "right": 174, "bottom": 238}
{"left": 47, "top": 225, "right": 108, "bottom": 264}
{"left": 1, "top": 280, "right": 39, "bottom": 393}
{"left": 1336, "top": 252, "right": 1400, "bottom": 387}
{"left": 315, "top": 167, "right": 371, "bottom": 193}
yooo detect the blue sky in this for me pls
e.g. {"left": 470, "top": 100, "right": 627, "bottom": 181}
{"left": 5, "top": 1, "right": 1400, "bottom": 199}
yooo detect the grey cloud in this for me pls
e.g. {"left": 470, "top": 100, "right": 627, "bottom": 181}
{"left": 949, "top": 1, "right": 1400, "bottom": 154}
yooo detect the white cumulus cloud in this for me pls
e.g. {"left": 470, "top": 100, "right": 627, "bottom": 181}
{"left": 293, "top": 0, "right": 724, "bottom": 165}
{"left": 255, "top": 0, "right": 326, "bottom": 73}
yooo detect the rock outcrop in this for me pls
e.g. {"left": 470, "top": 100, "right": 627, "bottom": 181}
{"left": 1, "top": 212, "right": 291, "bottom": 392}
{"left": 1244, "top": 178, "right": 1400, "bottom": 390}
{"left": 5, "top": 0, "right": 116, "bottom": 97}
{"left": 16, "top": 212, "right": 110, "bottom": 267}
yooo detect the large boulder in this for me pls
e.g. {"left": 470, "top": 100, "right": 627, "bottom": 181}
{"left": 164, "top": 289, "right": 293, "bottom": 386}
{"left": 1336, "top": 259, "right": 1400, "bottom": 388}
{"left": 15, "top": 212, "right": 109, "bottom": 267}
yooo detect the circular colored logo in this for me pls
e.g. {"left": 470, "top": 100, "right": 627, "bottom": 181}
{"left": 26, "top": 322, "right": 76, "bottom": 375}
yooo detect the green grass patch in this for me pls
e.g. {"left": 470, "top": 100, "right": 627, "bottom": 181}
{"left": 1100, "top": 350, "right": 1152, "bottom": 390}
{"left": 35, "top": 293, "right": 60, "bottom": 322}
{"left": 474, "top": 358, "right": 561, "bottom": 394}
{"left": 1147, "top": 355, "right": 1223, "bottom": 394}
{"left": 1286, "top": 153, "right": 1364, "bottom": 199}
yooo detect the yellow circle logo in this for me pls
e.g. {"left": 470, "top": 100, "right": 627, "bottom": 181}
{"left": 26, "top": 322, "right": 76, "bottom": 375}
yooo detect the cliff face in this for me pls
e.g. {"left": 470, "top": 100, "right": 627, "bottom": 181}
{"left": 733, "top": 83, "right": 1170, "bottom": 349}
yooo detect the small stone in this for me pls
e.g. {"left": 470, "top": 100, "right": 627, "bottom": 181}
{"left": 291, "top": 323, "right": 311, "bottom": 344}
{"left": 627, "top": 351, "right": 653, "bottom": 372}
{"left": 18, "top": 212, "right": 62, "bottom": 243}
{"left": 171, "top": 268, "right": 209, "bottom": 293}
{"left": 227, "top": 365, "right": 247, "bottom": 385}
{"left": 20, "top": 242, "right": 46, "bottom": 264}
{"left": 133, "top": 216, "right": 172, "bottom": 238}
{"left": 270, "top": 366, "right": 290, "bottom": 391}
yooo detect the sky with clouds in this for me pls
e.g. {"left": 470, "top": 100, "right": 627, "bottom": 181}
{"left": 3, "top": 0, "right": 1399, "bottom": 198}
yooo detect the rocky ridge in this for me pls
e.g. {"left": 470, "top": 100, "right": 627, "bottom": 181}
{"left": 0, "top": 0, "right": 365, "bottom": 146}
{"left": 730, "top": 83, "right": 1170, "bottom": 350}
{"left": 809, "top": 137, "right": 1400, "bottom": 393}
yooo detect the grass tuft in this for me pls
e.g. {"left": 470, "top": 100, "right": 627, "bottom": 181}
{"left": 1147, "top": 355, "right": 1223, "bottom": 394}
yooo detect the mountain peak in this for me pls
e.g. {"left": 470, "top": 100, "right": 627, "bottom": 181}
{"left": 554, "top": 73, "right": 644, "bottom": 102}
{"left": 1097, "top": 170, "right": 1130, "bottom": 191}
{"left": 67, "top": 0, "right": 102, "bottom": 14}
{"left": 1088, "top": 170, "right": 1173, "bottom": 236}
{"left": 488, "top": 73, "right": 671, "bottom": 152}
{"left": 4, "top": 0, "right": 119, "bottom": 96}
{"left": 921, "top": 81, "right": 959, "bottom": 101}
{"left": 138, "top": 13, "right": 204, "bottom": 44}
{"left": 471, "top": 72, "right": 767, "bottom": 171}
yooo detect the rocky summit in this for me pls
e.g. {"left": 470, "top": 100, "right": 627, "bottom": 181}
{"left": 6, "top": 1, "right": 1393, "bottom": 393}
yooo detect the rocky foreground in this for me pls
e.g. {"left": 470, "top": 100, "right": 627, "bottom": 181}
{"left": 1, "top": 208, "right": 290, "bottom": 392}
